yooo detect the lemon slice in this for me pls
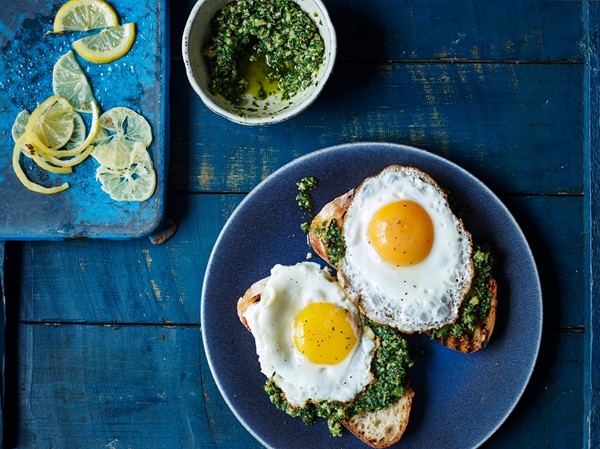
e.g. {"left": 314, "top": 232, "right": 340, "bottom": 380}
{"left": 96, "top": 143, "right": 156, "bottom": 201}
{"left": 13, "top": 106, "right": 87, "bottom": 160}
{"left": 53, "top": 0, "right": 119, "bottom": 32}
{"left": 24, "top": 95, "right": 75, "bottom": 151}
{"left": 45, "top": 101, "right": 100, "bottom": 164}
{"left": 63, "top": 111, "right": 86, "bottom": 150}
{"left": 11, "top": 110, "right": 30, "bottom": 143}
{"left": 24, "top": 143, "right": 74, "bottom": 174}
{"left": 46, "top": 143, "right": 96, "bottom": 168}
{"left": 73, "top": 22, "right": 136, "bottom": 64}
{"left": 30, "top": 102, "right": 99, "bottom": 158}
{"left": 12, "top": 136, "right": 70, "bottom": 194}
{"left": 53, "top": 51, "right": 96, "bottom": 113}
{"left": 14, "top": 130, "right": 72, "bottom": 173}
{"left": 13, "top": 109, "right": 84, "bottom": 148}
{"left": 91, "top": 106, "right": 152, "bottom": 169}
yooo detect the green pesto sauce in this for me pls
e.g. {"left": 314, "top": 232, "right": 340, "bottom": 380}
{"left": 203, "top": 0, "right": 325, "bottom": 105}
{"left": 429, "top": 246, "right": 494, "bottom": 340}
{"left": 296, "top": 176, "right": 318, "bottom": 212}
{"left": 314, "top": 219, "right": 346, "bottom": 265}
{"left": 264, "top": 319, "right": 414, "bottom": 436}
{"left": 296, "top": 176, "right": 318, "bottom": 233}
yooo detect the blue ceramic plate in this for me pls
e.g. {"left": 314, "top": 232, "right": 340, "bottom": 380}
{"left": 202, "top": 142, "right": 542, "bottom": 449}
{"left": 0, "top": 0, "right": 169, "bottom": 239}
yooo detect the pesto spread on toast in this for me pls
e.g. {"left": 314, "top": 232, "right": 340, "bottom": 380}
{"left": 264, "top": 319, "right": 414, "bottom": 436}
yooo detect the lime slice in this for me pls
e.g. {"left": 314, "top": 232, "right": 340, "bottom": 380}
{"left": 73, "top": 22, "right": 136, "bottom": 64}
{"left": 53, "top": 51, "right": 96, "bottom": 113}
{"left": 11, "top": 110, "right": 30, "bottom": 143}
{"left": 53, "top": 0, "right": 119, "bottom": 32}
{"left": 96, "top": 143, "right": 156, "bottom": 201}
{"left": 24, "top": 95, "right": 75, "bottom": 151}
{"left": 91, "top": 106, "right": 152, "bottom": 169}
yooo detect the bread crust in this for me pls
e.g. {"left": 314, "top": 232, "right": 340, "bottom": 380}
{"left": 342, "top": 387, "right": 414, "bottom": 448}
{"left": 308, "top": 189, "right": 354, "bottom": 266}
{"left": 432, "top": 277, "right": 497, "bottom": 353}
{"left": 237, "top": 276, "right": 269, "bottom": 331}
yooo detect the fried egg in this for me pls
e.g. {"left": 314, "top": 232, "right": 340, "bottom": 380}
{"left": 243, "top": 262, "right": 376, "bottom": 406}
{"left": 340, "top": 166, "right": 473, "bottom": 333}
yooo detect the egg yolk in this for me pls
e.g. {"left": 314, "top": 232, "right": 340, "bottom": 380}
{"left": 368, "top": 200, "right": 434, "bottom": 266}
{"left": 292, "top": 302, "right": 358, "bottom": 365}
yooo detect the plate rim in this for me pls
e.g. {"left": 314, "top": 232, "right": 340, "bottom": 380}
{"left": 201, "top": 141, "right": 543, "bottom": 449}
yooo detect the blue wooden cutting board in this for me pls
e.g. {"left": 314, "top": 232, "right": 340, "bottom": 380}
{"left": 0, "top": 0, "right": 169, "bottom": 239}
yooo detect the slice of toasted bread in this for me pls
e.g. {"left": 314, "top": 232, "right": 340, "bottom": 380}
{"left": 237, "top": 276, "right": 269, "bottom": 331}
{"left": 237, "top": 273, "right": 413, "bottom": 447}
{"left": 342, "top": 387, "right": 414, "bottom": 448}
{"left": 308, "top": 190, "right": 354, "bottom": 267}
{"left": 308, "top": 183, "right": 498, "bottom": 353}
{"left": 432, "top": 277, "right": 497, "bottom": 353}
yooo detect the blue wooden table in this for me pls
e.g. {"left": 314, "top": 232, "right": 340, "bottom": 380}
{"left": 1, "top": 0, "right": 597, "bottom": 447}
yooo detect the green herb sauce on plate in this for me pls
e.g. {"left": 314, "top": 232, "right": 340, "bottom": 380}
{"left": 264, "top": 319, "right": 414, "bottom": 436}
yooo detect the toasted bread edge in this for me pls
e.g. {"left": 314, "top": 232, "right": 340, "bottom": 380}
{"left": 342, "top": 387, "right": 414, "bottom": 448}
{"left": 435, "top": 276, "right": 498, "bottom": 353}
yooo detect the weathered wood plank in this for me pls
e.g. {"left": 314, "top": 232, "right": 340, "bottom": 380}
{"left": 483, "top": 331, "right": 583, "bottom": 448}
{"left": 172, "top": 0, "right": 584, "bottom": 62}
{"left": 7, "top": 324, "right": 263, "bottom": 449}
{"left": 13, "top": 194, "right": 583, "bottom": 329}
{"left": 10, "top": 195, "right": 241, "bottom": 325}
{"left": 169, "top": 62, "right": 583, "bottom": 195}
{"left": 505, "top": 195, "right": 585, "bottom": 331}
{"left": 584, "top": 3, "right": 600, "bottom": 447}
{"left": 325, "top": 0, "right": 584, "bottom": 63}
{"left": 8, "top": 323, "right": 582, "bottom": 448}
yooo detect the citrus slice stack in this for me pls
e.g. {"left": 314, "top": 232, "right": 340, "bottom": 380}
{"left": 96, "top": 143, "right": 156, "bottom": 201}
{"left": 91, "top": 107, "right": 156, "bottom": 201}
{"left": 53, "top": 0, "right": 119, "bottom": 32}
{"left": 91, "top": 106, "right": 152, "bottom": 168}
{"left": 11, "top": 95, "right": 100, "bottom": 194}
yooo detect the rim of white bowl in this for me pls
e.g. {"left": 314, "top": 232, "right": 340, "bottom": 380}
{"left": 182, "top": 0, "right": 337, "bottom": 126}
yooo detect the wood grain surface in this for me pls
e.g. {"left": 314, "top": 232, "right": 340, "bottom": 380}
{"left": 584, "top": 3, "right": 599, "bottom": 448}
{"left": 2, "top": 0, "right": 591, "bottom": 448}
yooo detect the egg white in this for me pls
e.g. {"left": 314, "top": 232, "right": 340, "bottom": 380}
{"left": 243, "top": 262, "right": 376, "bottom": 406}
{"left": 340, "top": 166, "right": 473, "bottom": 333}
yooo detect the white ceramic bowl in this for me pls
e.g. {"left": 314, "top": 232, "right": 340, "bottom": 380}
{"left": 182, "top": 0, "right": 337, "bottom": 126}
